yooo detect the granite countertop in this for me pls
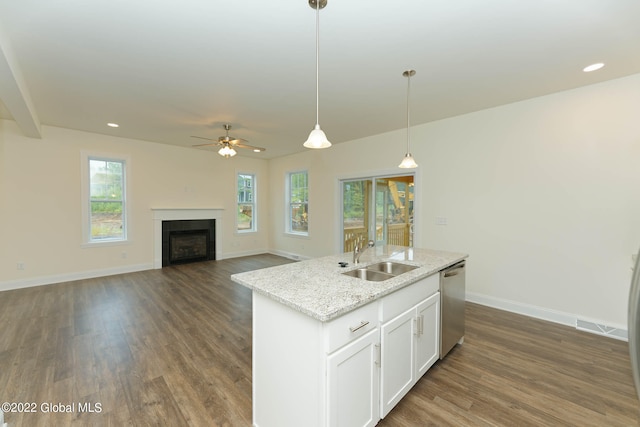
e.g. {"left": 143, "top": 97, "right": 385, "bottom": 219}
{"left": 231, "top": 246, "right": 468, "bottom": 322}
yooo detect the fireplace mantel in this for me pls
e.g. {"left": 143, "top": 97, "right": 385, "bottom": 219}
{"left": 152, "top": 208, "right": 223, "bottom": 268}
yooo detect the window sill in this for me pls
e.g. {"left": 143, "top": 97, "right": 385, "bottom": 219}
{"left": 81, "top": 239, "right": 130, "bottom": 249}
{"left": 236, "top": 229, "right": 257, "bottom": 235}
{"left": 284, "top": 232, "right": 310, "bottom": 239}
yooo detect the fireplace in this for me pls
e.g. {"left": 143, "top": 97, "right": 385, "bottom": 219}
{"left": 152, "top": 208, "right": 222, "bottom": 269}
{"left": 162, "top": 219, "right": 216, "bottom": 266}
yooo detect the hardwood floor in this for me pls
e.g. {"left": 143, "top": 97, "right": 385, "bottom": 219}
{"left": 1, "top": 254, "right": 638, "bottom": 426}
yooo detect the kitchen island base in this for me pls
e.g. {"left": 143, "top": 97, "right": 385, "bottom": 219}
{"left": 252, "top": 274, "right": 441, "bottom": 427}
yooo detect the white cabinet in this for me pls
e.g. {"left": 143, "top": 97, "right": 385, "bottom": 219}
{"left": 415, "top": 293, "right": 440, "bottom": 377}
{"left": 380, "top": 305, "right": 415, "bottom": 416}
{"left": 327, "top": 328, "right": 379, "bottom": 427}
{"left": 380, "top": 275, "right": 440, "bottom": 418}
{"left": 252, "top": 293, "right": 378, "bottom": 427}
{"left": 251, "top": 272, "right": 440, "bottom": 427}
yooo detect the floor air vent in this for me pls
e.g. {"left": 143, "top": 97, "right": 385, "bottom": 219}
{"left": 576, "top": 319, "right": 627, "bottom": 341}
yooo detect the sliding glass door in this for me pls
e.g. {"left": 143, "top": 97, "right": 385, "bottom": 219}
{"left": 341, "top": 175, "right": 414, "bottom": 252}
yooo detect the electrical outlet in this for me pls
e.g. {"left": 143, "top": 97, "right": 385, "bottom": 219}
{"left": 121, "top": 252, "right": 127, "bottom": 259}
{"left": 17, "top": 262, "right": 25, "bottom": 270}
{"left": 436, "top": 217, "right": 448, "bottom": 226}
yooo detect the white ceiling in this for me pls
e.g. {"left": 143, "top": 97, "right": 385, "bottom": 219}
{"left": 1, "top": 0, "right": 640, "bottom": 159}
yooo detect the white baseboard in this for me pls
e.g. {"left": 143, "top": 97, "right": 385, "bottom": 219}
{"left": 267, "top": 249, "right": 309, "bottom": 261}
{"left": 217, "top": 248, "right": 271, "bottom": 260}
{"left": 466, "top": 291, "right": 628, "bottom": 341}
{"left": 0, "top": 263, "right": 153, "bottom": 292}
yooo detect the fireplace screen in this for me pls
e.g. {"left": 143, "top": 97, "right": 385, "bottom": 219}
{"left": 169, "top": 230, "right": 209, "bottom": 263}
{"left": 162, "top": 219, "right": 215, "bottom": 267}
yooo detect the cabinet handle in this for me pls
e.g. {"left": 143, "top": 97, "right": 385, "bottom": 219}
{"left": 349, "top": 320, "right": 369, "bottom": 333}
{"left": 416, "top": 315, "right": 424, "bottom": 336}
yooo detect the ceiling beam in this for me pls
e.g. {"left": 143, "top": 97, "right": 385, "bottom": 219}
{"left": 0, "top": 21, "right": 41, "bottom": 138}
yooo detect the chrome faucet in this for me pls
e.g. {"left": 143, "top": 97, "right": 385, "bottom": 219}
{"left": 353, "top": 238, "right": 375, "bottom": 264}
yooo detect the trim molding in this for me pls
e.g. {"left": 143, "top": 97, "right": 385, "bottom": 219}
{"left": 268, "top": 249, "right": 310, "bottom": 261}
{"left": 218, "top": 248, "right": 270, "bottom": 260}
{"left": 466, "top": 291, "right": 628, "bottom": 341}
{"left": 0, "top": 263, "right": 152, "bottom": 292}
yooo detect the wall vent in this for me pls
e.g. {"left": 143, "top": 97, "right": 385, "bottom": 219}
{"left": 576, "top": 319, "right": 628, "bottom": 341}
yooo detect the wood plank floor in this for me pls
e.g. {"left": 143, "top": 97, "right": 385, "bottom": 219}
{"left": 1, "top": 254, "right": 639, "bottom": 426}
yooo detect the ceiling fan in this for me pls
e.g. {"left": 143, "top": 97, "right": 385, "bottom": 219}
{"left": 191, "top": 124, "right": 266, "bottom": 158}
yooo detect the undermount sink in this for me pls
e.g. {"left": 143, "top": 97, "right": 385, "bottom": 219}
{"left": 342, "top": 261, "right": 418, "bottom": 282}
{"left": 342, "top": 268, "right": 395, "bottom": 282}
{"left": 366, "top": 261, "right": 418, "bottom": 276}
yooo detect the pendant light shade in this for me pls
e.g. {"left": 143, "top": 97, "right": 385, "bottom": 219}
{"left": 303, "top": 0, "right": 331, "bottom": 149}
{"left": 399, "top": 153, "right": 418, "bottom": 168}
{"left": 399, "top": 69, "right": 418, "bottom": 168}
{"left": 304, "top": 124, "right": 331, "bottom": 149}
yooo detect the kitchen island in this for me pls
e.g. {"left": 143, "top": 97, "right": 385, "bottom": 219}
{"left": 231, "top": 246, "right": 467, "bottom": 427}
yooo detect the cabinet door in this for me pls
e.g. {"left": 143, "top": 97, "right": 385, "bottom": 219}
{"left": 327, "top": 328, "right": 380, "bottom": 427}
{"left": 380, "top": 307, "right": 415, "bottom": 418}
{"left": 415, "top": 292, "right": 440, "bottom": 378}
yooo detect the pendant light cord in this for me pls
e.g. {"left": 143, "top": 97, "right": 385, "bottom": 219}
{"left": 315, "top": 0, "right": 320, "bottom": 126}
{"left": 406, "top": 72, "right": 411, "bottom": 152}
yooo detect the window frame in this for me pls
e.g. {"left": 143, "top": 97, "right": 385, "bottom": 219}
{"left": 236, "top": 172, "right": 257, "bottom": 233}
{"left": 81, "top": 152, "right": 131, "bottom": 247}
{"left": 285, "top": 170, "right": 309, "bottom": 236}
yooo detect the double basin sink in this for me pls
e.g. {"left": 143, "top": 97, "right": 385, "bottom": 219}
{"left": 342, "top": 261, "right": 418, "bottom": 282}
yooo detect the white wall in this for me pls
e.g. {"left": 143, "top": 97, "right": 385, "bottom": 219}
{"left": 0, "top": 120, "right": 270, "bottom": 289}
{"left": 269, "top": 73, "right": 640, "bottom": 328}
{"left": 2, "top": 73, "right": 638, "bottom": 329}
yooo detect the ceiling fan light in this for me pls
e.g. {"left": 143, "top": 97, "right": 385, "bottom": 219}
{"left": 303, "top": 124, "right": 332, "bottom": 149}
{"left": 218, "top": 145, "right": 237, "bottom": 158}
{"left": 399, "top": 153, "right": 418, "bottom": 169}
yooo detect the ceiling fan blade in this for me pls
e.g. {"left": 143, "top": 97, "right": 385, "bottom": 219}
{"left": 192, "top": 142, "right": 221, "bottom": 147}
{"left": 190, "top": 125, "right": 264, "bottom": 152}
{"left": 191, "top": 135, "right": 218, "bottom": 142}
{"left": 235, "top": 142, "right": 266, "bottom": 152}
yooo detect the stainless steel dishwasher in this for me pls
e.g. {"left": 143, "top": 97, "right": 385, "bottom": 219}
{"left": 440, "top": 261, "right": 466, "bottom": 359}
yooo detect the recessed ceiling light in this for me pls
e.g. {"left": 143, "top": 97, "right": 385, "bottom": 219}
{"left": 107, "top": 122, "right": 119, "bottom": 128}
{"left": 253, "top": 149, "right": 261, "bottom": 153}
{"left": 583, "top": 63, "right": 605, "bottom": 72}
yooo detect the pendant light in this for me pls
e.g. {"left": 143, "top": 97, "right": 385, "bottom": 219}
{"left": 399, "top": 69, "right": 418, "bottom": 168}
{"left": 303, "top": 0, "right": 331, "bottom": 149}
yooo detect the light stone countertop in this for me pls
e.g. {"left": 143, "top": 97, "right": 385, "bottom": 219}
{"left": 231, "top": 246, "right": 468, "bottom": 322}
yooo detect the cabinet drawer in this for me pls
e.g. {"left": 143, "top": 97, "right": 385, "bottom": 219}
{"left": 380, "top": 274, "right": 439, "bottom": 323}
{"left": 325, "top": 301, "right": 378, "bottom": 354}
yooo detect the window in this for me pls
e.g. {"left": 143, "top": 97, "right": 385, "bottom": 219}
{"left": 287, "top": 171, "right": 308, "bottom": 235}
{"left": 237, "top": 173, "right": 256, "bottom": 232}
{"left": 87, "top": 157, "right": 126, "bottom": 242}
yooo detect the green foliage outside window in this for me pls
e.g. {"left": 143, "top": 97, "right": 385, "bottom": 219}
{"left": 289, "top": 171, "right": 308, "bottom": 233}
{"left": 89, "top": 159, "right": 125, "bottom": 240}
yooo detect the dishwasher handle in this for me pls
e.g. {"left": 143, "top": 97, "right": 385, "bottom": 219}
{"left": 443, "top": 261, "right": 465, "bottom": 277}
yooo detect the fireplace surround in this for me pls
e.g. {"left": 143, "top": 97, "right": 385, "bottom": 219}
{"left": 152, "top": 208, "right": 223, "bottom": 269}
